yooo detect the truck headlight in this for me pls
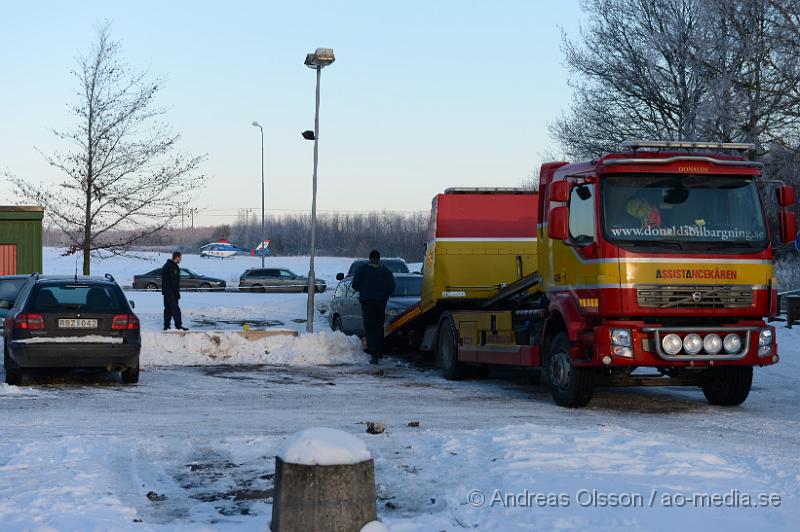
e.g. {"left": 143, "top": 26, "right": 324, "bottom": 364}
{"left": 611, "top": 328, "right": 631, "bottom": 347}
{"left": 683, "top": 333, "right": 703, "bottom": 355}
{"left": 662, "top": 333, "right": 683, "bottom": 355}
{"left": 723, "top": 333, "right": 742, "bottom": 354}
{"left": 758, "top": 328, "right": 773, "bottom": 357}
{"left": 702, "top": 334, "right": 722, "bottom": 355}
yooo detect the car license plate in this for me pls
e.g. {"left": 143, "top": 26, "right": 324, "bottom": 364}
{"left": 58, "top": 318, "right": 98, "bottom": 329}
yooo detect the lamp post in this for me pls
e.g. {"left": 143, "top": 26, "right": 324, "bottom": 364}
{"left": 252, "top": 121, "right": 265, "bottom": 268}
{"left": 302, "top": 47, "right": 335, "bottom": 334}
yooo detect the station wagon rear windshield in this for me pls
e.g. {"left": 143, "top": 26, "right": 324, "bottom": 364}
{"left": 348, "top": 260, "right": 409, "bottom": 275}
{"left": 602, "top": 174, "right": 768, "bottom": 249}
{"left": 30, "top": 284, "right": 126, "bottom": 313}
{"left": 392, "top": 277, "right": 422, "bottom": 297}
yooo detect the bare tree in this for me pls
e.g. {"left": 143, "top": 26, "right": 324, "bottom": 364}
{"left": 8, "top": 22, "right": 206, "bottom": 274}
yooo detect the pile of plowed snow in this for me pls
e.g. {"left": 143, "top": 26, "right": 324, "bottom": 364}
{"left": 139, "top": 331, "right": 365, "bottom": 367}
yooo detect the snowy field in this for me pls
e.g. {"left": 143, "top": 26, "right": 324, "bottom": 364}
{"left": 0, "top": 248, "right": 798, "bottom": 530}
{"left": 41, "top": 247, "right": 357, "bottom": 334}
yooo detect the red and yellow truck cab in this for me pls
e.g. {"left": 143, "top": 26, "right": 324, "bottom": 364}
{"left": 387, "top": 140, "right": 797, "bottom": 408}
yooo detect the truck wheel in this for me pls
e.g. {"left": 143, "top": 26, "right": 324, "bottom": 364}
{"left": 544, "top": 331, "right": 594, "bottom": 407}
{"left": 437, "top": 315, "right": 465, "bottom": 381}
{"left": 121, "top": 362, "right": 140, "bottom": 384}
{"left": 4, "top": 347, "right": 22, "bottom": 386}
{"left": 701, "top": 366, "right": 752, "bottom": 406}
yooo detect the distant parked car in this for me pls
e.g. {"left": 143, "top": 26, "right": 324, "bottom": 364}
{"left": 239, "top": 268, "right": 326, "bottom": 293}
{"left": 0, "top": 275, "right": 32, "bottom": 330}
{"left": 336, "top": 258, "right": 410, "bottom": 281}
{"left": 3, "top": 274, "right": 141, "bottom": 385}
{"left": 132, "top": 268, "right": 226, "bottom": 291}
{"left": 329, "top": 273, "right": 422, "bottom": 336}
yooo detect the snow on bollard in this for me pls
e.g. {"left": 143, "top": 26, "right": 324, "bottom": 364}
{"left": 271, "top": 427, "right": 379, "bottom": 532}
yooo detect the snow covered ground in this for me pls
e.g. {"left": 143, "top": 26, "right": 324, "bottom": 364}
{"left": 1, "top": 331, "right": 799, "bottom": 530}
{"left": 42, "top": 247, "right": 356, "bottom": 333}
{"left": 0, "top": 248, "right": 797, "bottom": 530}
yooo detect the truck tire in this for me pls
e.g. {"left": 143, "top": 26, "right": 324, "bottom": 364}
{"left": 4, "top": 347, "right": 22, "bottom": 386}
{"left": 437, "top": 314, "right": 466, "bottom": 381}
{"left": 701, "top": 366, "right": 752, "bottom": 406}
{"left": 121, "top": 361, "right": 140, "bottom": 384}
{"left": 543, "top": 331, "right": 594, "bottom": 407}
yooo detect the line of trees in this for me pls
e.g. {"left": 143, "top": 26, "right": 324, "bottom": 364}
{"left": 42, "top": 210, "right": 430, "bottom": 262}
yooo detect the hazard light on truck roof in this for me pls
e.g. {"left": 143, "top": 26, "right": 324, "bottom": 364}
{"left": 621, "top": 140, "right": 755, "bottom": 152}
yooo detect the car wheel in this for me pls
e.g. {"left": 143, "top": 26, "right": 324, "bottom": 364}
{"left": 145, "top": 282, "right": 158, "bottom": 291}
{"left": 701, "top": 366, "right": 752, "bottom": 406}
{"left": 437, "top": 313, "right": 466, "bottom": 381}
{"left": 543, "top": 331, "right": 594, "bottom": 408}
{"left": 252, "top": 284, "right": 265, "bottom": 294}
{"left": 199, "top": 283, "right": 212, "bottom": 291}
{"left": 331, "top": 315, "right": 343, "bottom": 332}
{"left": 4, "top": 347, "right": 22, "bottom": 386}
{"left": 121, "top": 361, "right": 140, "bottom": 384}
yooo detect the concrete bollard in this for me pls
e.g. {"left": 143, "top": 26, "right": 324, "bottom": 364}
{"left": 271, "top": 428, "right": 378, "bottom": 532}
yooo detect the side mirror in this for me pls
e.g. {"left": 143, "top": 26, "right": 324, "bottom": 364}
{"left": 780, "top": 210, "right": 797, "bottom": 244}
{"left": 777, "top": 185, "right": 796, "bottom": 207}
{"left": 129, "top": 300, "right": 136, "bottom": 309}
{"left": 336, "top": 273, "right": 344, "bottom": 281}
{"left": 549, "top": 181, "right": 570, "bottom": 202}
{"left": 548, "top": 206, "right": 570, "bottom": 240}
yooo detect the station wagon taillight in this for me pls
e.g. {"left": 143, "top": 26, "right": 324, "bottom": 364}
{"left": 14, "top": 313, "right": 45, "bottom": 330}
{"left": 112, "top": 314, "right": 140, "bottom": 330}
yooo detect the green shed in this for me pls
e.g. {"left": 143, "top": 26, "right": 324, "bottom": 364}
{"left": 0, "top": 206, "right": 44, "bottom": 275}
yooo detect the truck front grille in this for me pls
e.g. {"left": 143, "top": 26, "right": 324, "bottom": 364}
{"left": 636, "top": 285, "right": 753, "bottom": 309}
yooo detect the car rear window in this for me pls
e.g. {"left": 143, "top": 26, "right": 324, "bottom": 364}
{"left": 392, "top": 277, "right": 422, "bottom": 297}
{"left": 0, "top": 279, "right": 28, "bottom": 309}
{"left": 348, "top": 260, "right": 409, "bottom": 275}
{"left": 30, "top": 284, "right": 127, "bottom": 313}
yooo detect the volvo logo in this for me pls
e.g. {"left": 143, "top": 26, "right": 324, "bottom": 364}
{"left": 691, "top": 291, "right": 703, "bottom": 303}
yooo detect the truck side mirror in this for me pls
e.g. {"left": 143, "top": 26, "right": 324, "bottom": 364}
{"left": 777, "top": 185, "right": 796, "bottom": 207}
{"left": 548, "top": 181, "right": 570, "bottom": 202}
{"left": 780, "top": 210, "right": 797, "bottom": 244}
{"left": 548, "top": 206, "right": 570, "bottom": 240}
{"left": 336, "top": 273, "right": 344, "bottom": 281}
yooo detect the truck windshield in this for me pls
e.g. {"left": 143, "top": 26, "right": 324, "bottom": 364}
{"left": 602, "top": 174, "right": 768, "bottom": 249}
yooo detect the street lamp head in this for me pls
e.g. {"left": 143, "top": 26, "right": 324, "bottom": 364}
{"left": 304, "top": 48, "right": 335, "bottom": 69}
{"left": 252, "top": 121, "right": 262, "bottom": 128}
{"left": 301, "top": 130, "right": 316, "bottom": 141}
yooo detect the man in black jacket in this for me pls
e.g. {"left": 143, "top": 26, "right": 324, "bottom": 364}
{"left": 162, "top": 251, "right": 187, "bottom": 331}
{"left": 351, "top": 249, "right": 396, "bottom": 364}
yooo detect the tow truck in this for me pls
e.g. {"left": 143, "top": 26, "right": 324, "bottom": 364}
{"left": 386, "top": 140, "right": 797, "bottom": 407}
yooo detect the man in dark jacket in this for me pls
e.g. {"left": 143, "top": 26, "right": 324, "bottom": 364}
{"left": 162, "top": 251, "right": 187, "bottom": 331}
{"left": 351, "top": 249, "right": 396, "bottom": 364}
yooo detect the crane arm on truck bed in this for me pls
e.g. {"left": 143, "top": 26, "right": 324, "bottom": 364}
{"left": 480, "top": 271, "right": 541, "bottom": 310}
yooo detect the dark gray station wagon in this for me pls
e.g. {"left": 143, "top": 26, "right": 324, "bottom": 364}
{"left": 238, "top": 268, "right": 326, "bottom": 293}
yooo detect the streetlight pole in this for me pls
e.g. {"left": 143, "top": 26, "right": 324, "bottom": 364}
{"left": 252, "top": 121, "right": 265, "bottom": 268}
{"left": 302, "top": 48, "right": 335, "bottom": 334}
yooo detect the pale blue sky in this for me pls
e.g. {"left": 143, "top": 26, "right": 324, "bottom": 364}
{"left": 0, "top": 0, "right": 583, "bottom": 225}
